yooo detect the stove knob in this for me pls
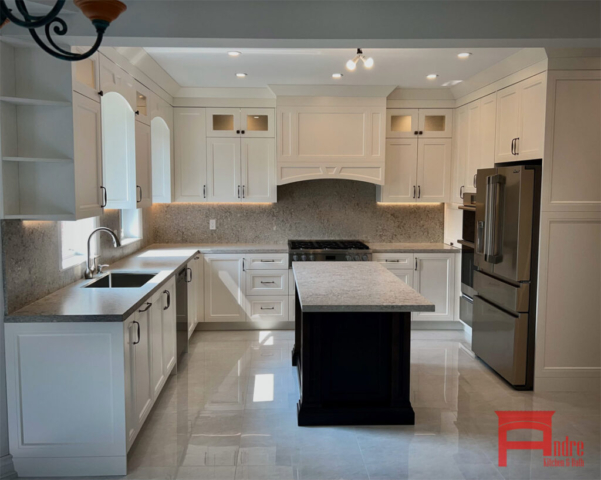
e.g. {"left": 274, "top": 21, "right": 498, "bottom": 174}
{"left": 362, "top": 255, "right": 368, "bottom": 261}
{"left": 345, "top": 255, "right": 352, "bottom": 261}
{"left": 301, "top": 255, "right": 307, "bottom": 261}
{"left": 310, "top": 254, "right": 315, "bottom": 261}
{"left": 354, "top": 255, "right": 360, "bottom": 261}
{"left": 292, "top": 255, "right": 299, "bottom": 262}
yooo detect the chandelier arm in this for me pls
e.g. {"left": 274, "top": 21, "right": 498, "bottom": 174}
{"left": 44, "top": 17, "right": 80, "bottom": 56}
{"left": 28, "top": 25, "right": 104, "bottom": 62}
{"left": 1, "top": 0, "right": 66, "bottom": 29}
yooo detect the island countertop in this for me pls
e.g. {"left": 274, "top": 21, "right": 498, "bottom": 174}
{"left": 292, "top": 262, "right": 435, "bottom": 313}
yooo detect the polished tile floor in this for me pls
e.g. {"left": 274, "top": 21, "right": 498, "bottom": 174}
{"left": 31, "top": 330, "right": 600, "bottom": 480}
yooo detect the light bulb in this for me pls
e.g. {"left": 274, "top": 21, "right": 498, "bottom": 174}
{"left": 457, "top": 52, "right": 471, "bottom": 59}
{"left": 346, "top": 59, "right": 357, "bottom": 71}
{"left": 363, "top": 57, "right": 374, "bottom": 69}
{"left": 236, "top": 73, "right": 247, "bottom": 78}
{"left": 228, "top": 51, "right": 241, "bottom": 57}
{"left": 332, "top": 73, "right": 343, "bottom": 79}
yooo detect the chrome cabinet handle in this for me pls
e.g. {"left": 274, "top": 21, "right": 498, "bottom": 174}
{"left": 260, "top": 281, "right": 276, "bottom": 284}
{"left": 260, "top": 260, "right": 275, "bottom": 263}
{"left": 185, "top": 267, "right": 192, "bottom": 282}
{"left": 261, "top": 306, "right": 275, "bottom": 310}
{"left": 139, "top": 302, "right": 152, "bottom": 313}
{"left": 163, "top": 290, "right": 171, "bottom": 310}
{"left": 385, "top": 259, "right": 400, "bottom": 263}
{"left": 460, "top": 185, "right": 464, "bottom": 199}
{"left": 100, "top": 186, "right": 107, "bottom": 207}
{"left": 132, "top": 321, "right": 140, "bottom": 344}
{"left": 136, "top": 185, "right": 142, "bottom": 203}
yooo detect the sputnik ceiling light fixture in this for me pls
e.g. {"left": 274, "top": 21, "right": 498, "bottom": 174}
{"left": 0, "top": 0, "right": 126, "bottom": 61}
{"left": 345, "top": 48, "right": 374, "bottom": 71}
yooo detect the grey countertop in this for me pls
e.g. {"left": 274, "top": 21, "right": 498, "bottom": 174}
{"left": 368, "top": 243, "right": 459, "bottom": 253}
{"left": 6, "top": 242, "right": 452, "bottom": 323}
{"left": 292, "top": 262, "right": 435, "bottom": 313}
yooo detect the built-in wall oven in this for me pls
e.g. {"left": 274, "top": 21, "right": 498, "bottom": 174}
{"left": 458, "top": 193, "right": 476, "bottom": 327}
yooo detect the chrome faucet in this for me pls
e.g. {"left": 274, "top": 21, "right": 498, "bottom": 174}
{"left": 85, "top": 227, "right": 122, "bottom": 279}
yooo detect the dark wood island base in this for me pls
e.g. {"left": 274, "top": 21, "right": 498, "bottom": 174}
{"left": 292, "top": 292, "right": 415, "bottom": 426}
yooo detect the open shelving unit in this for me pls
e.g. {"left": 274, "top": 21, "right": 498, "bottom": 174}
{"left": 0, "top": 40, "right": 98, "bottom": 221}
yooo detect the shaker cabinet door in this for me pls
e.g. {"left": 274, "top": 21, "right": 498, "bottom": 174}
{"left": 416, "top": 138, "right": 452, "bottom": 203}
{"left": 206, "top": 138, "right": 241, "bottom": 202}
{"left": 135, "top": 120, "right": 153, "bottom": 208}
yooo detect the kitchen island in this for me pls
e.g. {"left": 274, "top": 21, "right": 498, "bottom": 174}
{"left": 291, "top": 262, "right": 434, "bottom": 426}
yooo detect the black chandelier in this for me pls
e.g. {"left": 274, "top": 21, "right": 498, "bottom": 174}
{"left": 0, "top": 0, "right": 126, "bottom": 62}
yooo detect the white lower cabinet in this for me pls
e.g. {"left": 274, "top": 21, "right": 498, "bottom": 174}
{"left": 186, "top": 259, "right": 201, "bottom": 336}
{"left": 412, "top": 253, "right": 455, "bottom": 321}
{"left": 204, "top": 254, "right": 246, "bottom": 322}
{"left": 246, "top": 296, "right": 289, "bottom": 322}
{"left": 5, "top": 276, "right": 179, "bottom": 477}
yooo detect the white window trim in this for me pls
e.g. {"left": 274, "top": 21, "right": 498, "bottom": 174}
{"left": 120, "top": 209, "right": 143, "bottom": 246}
{"left": 59, "top": 217, "right": 99, "bottom": 271}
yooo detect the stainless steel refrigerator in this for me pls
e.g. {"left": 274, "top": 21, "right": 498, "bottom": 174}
{"left": 473, "top": 164, "right": 541, "bottom": 390}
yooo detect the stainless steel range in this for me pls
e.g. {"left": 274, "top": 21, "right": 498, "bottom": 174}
{"left": 288, "top": 240, "right": 372, "bottom": 266}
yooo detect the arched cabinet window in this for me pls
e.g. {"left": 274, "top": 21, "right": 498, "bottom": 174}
{"left": 101, "top": 90, "right": 137, "bottom": 209}
{"left": 151, "top": 116, "right": 172, "bottom": 203}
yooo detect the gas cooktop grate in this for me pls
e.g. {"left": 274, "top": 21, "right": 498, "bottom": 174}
{"left": 288, "top": 240, "right": 370, "bottom": 251}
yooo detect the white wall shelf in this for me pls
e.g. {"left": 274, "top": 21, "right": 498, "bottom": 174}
{"left": 2, "top": 156, "right": 73, "bottom": 164}
{"left": 0, "top": 96, "right": 71, "bottom": 107}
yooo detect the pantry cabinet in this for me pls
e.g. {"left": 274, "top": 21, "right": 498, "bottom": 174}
{"left": 495, "top": 72, "right": 546, "bottom": 163}
{"left": 204, "top": 255, "right": 247, "bottom": 322}
{"left": 378, "top": 138, "right": 451, "bottom": 203}
{"left": 387, "top": 109, "right": 453, "bottom": 138}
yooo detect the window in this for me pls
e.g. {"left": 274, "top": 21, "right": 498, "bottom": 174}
{"left": 120, "top": 209, "right": 143, "bottom": 245}
{"left": 60, "top": 217, "right": 99, "bottom": 270}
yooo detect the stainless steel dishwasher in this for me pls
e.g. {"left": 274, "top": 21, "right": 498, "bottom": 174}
{"left": 176, "top": 267, "right": 188, "bottom": 358}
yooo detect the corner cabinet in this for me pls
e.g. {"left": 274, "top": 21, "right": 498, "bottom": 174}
{"left": 277, "top": 105, "right": 386, "bottom": 185}
{"left": 495, "top": 72, "right": 546, "bottom": 163}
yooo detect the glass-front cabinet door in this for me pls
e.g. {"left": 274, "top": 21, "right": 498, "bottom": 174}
{"left": 240, "top": 108, "right": 274, "bottom": 138}
{"left": 386, "top": 109, "right": 419, "bottom": 138}
{"left": 418, "top": 109, "right": 453, "bottom": 138}
{"left": 206, "top": 108, "right": 241, "bottom": 137}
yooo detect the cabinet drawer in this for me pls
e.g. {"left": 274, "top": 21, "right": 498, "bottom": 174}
{"left": 245, "top": 253, "right": 289, "bottom": 270}
{"left": 246, "top": 270, "right": 288, "bottom": 296}
{"left": 246, "top": 296, "right": 289, "bottom": 322}
{"left": 372, "top": 253, "right": 414, "bottom": 269}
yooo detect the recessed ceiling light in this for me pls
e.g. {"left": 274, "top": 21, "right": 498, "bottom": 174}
{"left": 228, "top": 51, "right": 241, "bottom": 57}
{"left": 442, "top": 80, "right": 463, "bottom": 87}
{"left": 236, "top": 73, "right": 247, "bottom": 78}
{"left": 457, "top": 52, "right": 472, "bottom": 59}
{"left": 332, "top": 73, "right": 343, "bottom": 79}
{"left": 426, "top": 74, "right": 439, "bottom": 80}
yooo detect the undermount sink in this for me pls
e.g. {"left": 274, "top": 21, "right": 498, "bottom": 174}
{"left": 84, "top": 272, "right": 158, "bottom": 289}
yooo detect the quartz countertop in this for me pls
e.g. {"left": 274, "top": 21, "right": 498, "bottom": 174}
{"left": 367, "top": 243, "right": 459, "bottom": 253}
{"left": 292, "top": 262, "right": 435, "bottom": 313}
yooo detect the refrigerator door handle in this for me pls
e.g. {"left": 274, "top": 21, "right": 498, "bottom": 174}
{"left": 484, "top": 174, "right": 505, "bottom": 264}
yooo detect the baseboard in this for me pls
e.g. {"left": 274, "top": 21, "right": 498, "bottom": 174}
{"left": 196, "top": 321, "right": 294, "bottom": 331}
{"left": 13, "top": 455, "right": 126, "bottom": 477}
{"left": 534, "top": 375, "right": 601, "bottom": 392}
{"left": 410, "top": 320, "right": 465, "bottom": 330}
{"left": 0, "top": 455, "right": 17, "bottom": 480}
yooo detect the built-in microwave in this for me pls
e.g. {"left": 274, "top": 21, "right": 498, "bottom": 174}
{"left": 458, "top": 193, "right": 476, "bottom": 326}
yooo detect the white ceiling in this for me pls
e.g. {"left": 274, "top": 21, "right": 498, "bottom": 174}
{"left": 143, "top": 47, "right": 522, "bottom": 89}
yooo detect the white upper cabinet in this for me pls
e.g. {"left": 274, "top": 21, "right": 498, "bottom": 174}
{"left": 206, "top": 108, "right": 274, "bottom": 138}
{"left": 542, "top": 71, "right": 601, "bottom": 212}
{"left": 451, "top": 105, "right": 469, "bottom": 204}
{"left": 71, "top": 48, "right": 101, "bottom": 102}
{"left": 418, "top": 109, "right": 454, "bottom": 138}
{"left": 206, "top": 108, "right": 241, "bottom": 137}
{"left": 134, "top": 81, "right": 150, "bottom": 125}
{"left": 101, "top": 91, "right": 137, "bottom": 209}
{"left": 206, "top": 138, "right": 241, "bottom": 202}
{"left": 377, "top": 138, "right": 451, "bottom": 203}
{"left": 387, "top": 109, "right": 453, "bottom": 138}
{"left": 73, "top": 93, "right": 104, "bottom": 219}
{"left": 135, "top": 120, "right": 153, "bottom": 208}
{"left": 496, "top": 72, "right": 546, "bottom": 163}
{"left": 416, "top": 138, "right": 452, "bottom": 202}
{"left": 241, "top": 138, "right": 276, "bottom": 202}
{"left": 386, "top": 109, "right": 419, "bottom": 138}
{"left": 174, "top": 108, "right": 207, "bottom": 202}
{"left": 379, "top": 139, "right": 418, "bottom": 202}
{"left": 479, "top": 93, "right": 497, "bottom": 172}
{"left": 465, "top": 100, "right": 482, "bottom": 193}
{"left": 151, "top": 116, "right": 172, "bottom": 204}
{"left": 99, "top": 54, "right": 136, "bottom": 110}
